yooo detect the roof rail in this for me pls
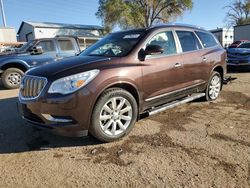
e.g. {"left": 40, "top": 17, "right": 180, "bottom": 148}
{"left": 150, "top": 23, "right": 205, "bottom": 30}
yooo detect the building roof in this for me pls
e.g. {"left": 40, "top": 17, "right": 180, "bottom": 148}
{"left": 17, "top": 21, "right": 103, "bottom": 34}
{"left": 210, "top": 28, "right": 233, "bottom": 33}
{"left": 234, "top": 23, "right": 250, "bottom": 27}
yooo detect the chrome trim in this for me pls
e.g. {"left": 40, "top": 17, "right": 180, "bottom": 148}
{"left": 41, "top": 114, "right": 73, "bottom": 123}
{"left": 149, "top": 93, "right": 205, "bottom": 115}
{"left": 19, "top": 75, "right": 48, "bottom": 101}
{"left": 145, "top": 82, "right": 206, "bottom": 102}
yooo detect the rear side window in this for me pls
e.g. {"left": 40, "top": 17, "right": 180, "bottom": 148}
{"left": 176, "top": 31, "right": 202, "bottom": 52}
{"left": 238, "top": 42, "right": 250, "bottom": 48}
{"left": 147, "top": 31, "right": 177, "bottom": 56}
{"left": 37, "top": 40, "right": 55, "bottom": 52}
{"left": 58, "top": 39, "right": 75, "bottom": 51}
{"left": 195, "top": 31, "right": 218, "bottom": 48}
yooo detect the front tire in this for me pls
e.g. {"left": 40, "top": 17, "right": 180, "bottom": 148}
{"left": 204, "top": 71, "right": 222, "bottom": 101}
{"left": 90, "top": 88, "right": 138, "bottom": 142}
{"left": 1, "top": 68, "right": 24, "bottom": 89}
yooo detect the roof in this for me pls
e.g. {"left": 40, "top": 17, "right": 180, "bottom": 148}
{"left": 17, "top": 21, "right": 104, "bottom": 34}
{"left": 234, "top": 23, "right": 250, "bottom": 28}
{"left": 210, "top": 28, "right": 234, "bottom": 33}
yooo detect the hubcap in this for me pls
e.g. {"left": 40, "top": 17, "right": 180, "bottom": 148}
{"left": 209, "top": 75, "right": 221, "bottom": 100}
{"left": 99, "top": 97, "right": 133, "bottom": 136}
{"left": 7, "top": 72, "right": 22, "bottom": 86}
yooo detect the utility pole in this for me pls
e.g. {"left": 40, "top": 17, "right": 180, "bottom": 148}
{"left": 0, "top": 0, "right": 6, "bottom": 27}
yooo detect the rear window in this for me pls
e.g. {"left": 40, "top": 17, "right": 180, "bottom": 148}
{"left": 58, "top": 39, "right": 75, "bottom": 51}
{"left": 176, "top": 31, "right": 202, "bottom": 52}
{"left": 195, "top": 31, "right": 218, "bottom": 48}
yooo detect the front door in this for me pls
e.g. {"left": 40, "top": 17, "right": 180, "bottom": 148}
{"left": 141, "top": 30, "right": 185, "bottom": 105}
{"left": 31, "top": 39, "right": 58, "bottom": 66}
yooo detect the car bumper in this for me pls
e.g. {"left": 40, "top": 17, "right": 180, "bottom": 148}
{"left": 18, "top": 88, "right": 96, "bottom": 137}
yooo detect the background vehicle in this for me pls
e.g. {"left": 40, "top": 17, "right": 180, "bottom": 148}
{"left": 0, "top": 36, "right": 81, "bottom": 89}
{"left": 228, "top": 40, "right": 249, "bottom": 48}
{"left": 18, "top": 24, "right": 226, "bottom": 142}
{"left": 227, "top": 42, "right": 250, "bottom": 69}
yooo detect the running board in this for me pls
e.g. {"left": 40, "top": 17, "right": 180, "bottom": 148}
{"left": 149, "top": 93, "right": 205, "bottom": 116}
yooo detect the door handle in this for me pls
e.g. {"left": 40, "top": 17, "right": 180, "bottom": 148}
{"left": 174, "top": 62, "right": 182, "bottom": 68}
{"left": 203, "top": 57, "right": 207, "bottom": 62}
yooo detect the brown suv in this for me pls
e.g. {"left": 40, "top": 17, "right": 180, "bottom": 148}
{"left": 18, "top": 24, "right": 226, "bottom": 142}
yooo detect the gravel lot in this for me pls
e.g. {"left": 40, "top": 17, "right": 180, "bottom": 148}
{"left": 0, "top": 72, "right": 249, "bottom": 187}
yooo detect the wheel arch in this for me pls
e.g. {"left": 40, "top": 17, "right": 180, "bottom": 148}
{"left": 1, "top": 62, "right": 28, "bottom": 73}
{"left": 90, "top": 81, "right": 141, "bottom": 122}
{"left": 212, "top": 65, "right": 224, "bottom": 80}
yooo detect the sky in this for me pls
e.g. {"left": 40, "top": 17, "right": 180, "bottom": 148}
{"left": 3, "top": 0, "right": 234, "bottom": 32}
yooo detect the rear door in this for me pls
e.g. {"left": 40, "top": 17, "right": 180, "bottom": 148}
{"left": 56, "top": 38, "right": 79, "bottom": 58}
{"left": 141, "top": 30, "right": 184, "bottom": 103}
{"left": 175, "top": 30, "right": 208, "bottom": 87}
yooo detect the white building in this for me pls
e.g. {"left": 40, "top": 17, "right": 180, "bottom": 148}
{"left": 210, "top": 28, "right": 234, "bottom": 48}
{"left": 234, "top": 24, "right": 250, "bottom": 41}
{"left": 17, "top": 21, "right": 104, "bottom": 50}
{"left": 0, "top": 27, "right": 17, "bottom": 42}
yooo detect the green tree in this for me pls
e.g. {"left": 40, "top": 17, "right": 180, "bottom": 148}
{"left": 96, "top": 0, "right": 193, "bottom": 32}
{"left": 225, "top": 0, "right": 250, "bottom": 26}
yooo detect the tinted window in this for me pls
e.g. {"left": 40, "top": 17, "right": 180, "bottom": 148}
{"left": 176, "top": 31, "right": 201, "bottom": 52}
{"left": 238, "top": 42, "right": 250, "bottom": 48}
{"left": 146, "top": 31, "right": 177, "bottom": 56}
{"left": 196, "top": 31, "right": 218, "bottom": 48}
{"left": 37, "top": 40, "right": 55, "bottom": 52}
{"left": 58, "top": 40, "right": 75, "bottom": 51}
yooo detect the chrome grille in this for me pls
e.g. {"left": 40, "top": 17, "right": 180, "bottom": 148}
{"left": 20, "top": 75, "right": 47, "bottom": 99}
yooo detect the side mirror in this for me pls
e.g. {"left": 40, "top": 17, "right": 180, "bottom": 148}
{"left": 138, "top": 45, "right": 164, "bottom": 61}
{"left": 31, "top": 46, "right": 43, "bottom": 55}
{"left": 144, "top": 45, "right": 164, "bottom": 55}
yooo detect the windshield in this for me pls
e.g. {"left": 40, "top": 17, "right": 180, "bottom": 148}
{"left": 18, "top": 40, "right": 37, "bottom": 52}
{"left": 80, "top": 31, "right": 145, "bottom": 57}
{"left": 238, "top": 43, "right": 250, "bottom": 49}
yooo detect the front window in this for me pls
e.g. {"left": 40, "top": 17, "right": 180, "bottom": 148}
{"left": 80, "top": 31, "right": 144, "bottom": 57}
{"left": 146, "top": 31, "right": 177, "bottom": 56}
{"left": 36, "top": 40, "right": 55, "bottom": 52}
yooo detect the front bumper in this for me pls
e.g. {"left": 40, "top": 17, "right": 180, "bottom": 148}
{"left": 18, "top": 87, "right": 96, "bottom": 137}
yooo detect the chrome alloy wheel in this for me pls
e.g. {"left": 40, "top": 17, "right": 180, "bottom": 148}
{"left": 99, "top": 97, "right": 133, "bottom": 136}
{"left": 209, "top": 74, "right": 221, "bottom": 100}
{"left": 7, "top": 72, "right": 22, "bottom": 86}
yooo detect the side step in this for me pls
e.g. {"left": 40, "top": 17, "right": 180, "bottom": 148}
{"left": 149, "top": 93, "right": 205, "bottom": 116}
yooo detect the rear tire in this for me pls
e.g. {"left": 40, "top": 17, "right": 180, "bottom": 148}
{"left": 204, "top": 71, "right": 222, "bottom": 101}
{"left": 1, "top": 68, "right": 24, "bottom": 89}
{"left": 90, "top": 88, "right": 138, "bottom": 142}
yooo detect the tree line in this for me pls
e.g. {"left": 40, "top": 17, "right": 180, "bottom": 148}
{"left": 96, "top": 0, "right": 250, "bottom": 32}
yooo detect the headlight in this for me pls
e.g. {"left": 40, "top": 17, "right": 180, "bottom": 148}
{"left": 48, "top": 69, "right": 99, "bottom": 94}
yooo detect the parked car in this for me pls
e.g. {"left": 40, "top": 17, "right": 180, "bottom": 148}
{"left": 0, "top": 36, "right": 81, "bottom": 89}
{"left": 228, "top": 40, "right": 249, "bottom": 48}
{"left": 227, "top": 42, "right": 250, "bottom": 69}
{"left": 18, "top": 24, "right": 226, "bottom": 142}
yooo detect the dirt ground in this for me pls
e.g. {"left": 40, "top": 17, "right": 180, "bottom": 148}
{"left": 0, "top": 72, "right": 249, "bottom": 188}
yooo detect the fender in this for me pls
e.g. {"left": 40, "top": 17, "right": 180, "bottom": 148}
{"left": 0, "top": 58, "right": 31, "bottom": 70}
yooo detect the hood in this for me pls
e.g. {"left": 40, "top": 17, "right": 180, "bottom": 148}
{"left": 227, "top": 48, "right": 250, "bottom": 54}
{"left": 27, "top": 55, "right": 112, "bottom": 79}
